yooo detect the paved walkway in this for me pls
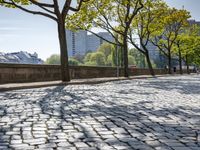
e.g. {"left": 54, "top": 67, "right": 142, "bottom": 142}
{"left": 0, "top": 75, "right": 200, "bottom": 150}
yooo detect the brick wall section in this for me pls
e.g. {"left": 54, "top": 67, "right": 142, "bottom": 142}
{"left": 0, "top": 63, "right": 191, "bottom": 84}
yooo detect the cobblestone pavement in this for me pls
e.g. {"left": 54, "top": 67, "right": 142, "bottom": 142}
{"left": 0, "top": 75, "right": 200, "bottom": 150}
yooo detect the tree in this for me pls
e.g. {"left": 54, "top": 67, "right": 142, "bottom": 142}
{"left": 192, "top": 37, "right": 200, "bottom": 66}
{"left": 150, "top": 7, "right": 190, "bottom": 74}
{"left": 0, "top": 0, "right": 89, "bottom": 81}
{"left": 129, "top": 48, "right": 145, "bottom": 68}
{"left": 111, "top": 44, "right": 124, "bottom": 67}
{"left": 45, "top": 54, "right": 81, "bottom": 66}
{"left": 45, "top": 54, "right": 60, "bottom": 65}
{"left": 129, "top": 0, "right": 168, "bottom": 75}
{"left": 128, "top": 55, "right": 136, "bottom": 65}
{"left": 173, "top": 24, "right": 200, "bottom": 73}
{"left": 72, "top": 54, "right": 85, "bottom": 64}
{"left": 69, "top": 58, "right": 81, "bottom": 66}
{"left": 97, "top": 42, "right": 117, "bottom": 66}
{"left": 106, "top": 54, "right": 114, "bottom": 66}
{"left": 97, "top": 43, "right": 114, "bottom": 61}
{"left": 84, "top": 53, "right": 93, "bottom": 63}
{"left": 84, "top": 52, "right": 106, "bottom": 66}
{"left": 66, "top": 0, "right": 144, "bottom": 77}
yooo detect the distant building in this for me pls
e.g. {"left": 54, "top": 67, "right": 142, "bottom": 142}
{"left": 66, "top": 30, "right": 114, "bottom": 57}
{"left": 188, "top": 19, "right": 200, "bottom": 26}
{"left": 0, "top": 51, "right": 44, "bottom": 64}
{"left": 66, "top": 30, "right": 87, "bottom": 56}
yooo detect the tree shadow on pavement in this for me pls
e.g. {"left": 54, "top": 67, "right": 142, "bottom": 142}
{"left": 136, "top": 76, "right": 200, "bottom": 95}
{"left": 0, "top": 76, "right": 200, "bottom": 149}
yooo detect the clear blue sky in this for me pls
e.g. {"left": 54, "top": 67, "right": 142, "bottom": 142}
{"left": 0, "top": 0, "right": 199, "bottom": 60}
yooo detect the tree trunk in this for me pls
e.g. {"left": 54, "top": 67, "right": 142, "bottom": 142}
{"left": 186, "top": 54, "right": 190, "bottom": 74}
{"left": 57, "top": 20, "right": 70, "bottom": 82}
{"left": 141, "top": 45, "right": 155, "bottom": 76}
{"left": 123, "top": 36, "right": 129, "bottom": 77}
{"left": 145, "top": 53, "right": 155, "bottom": 76}
{"left": 168, "top": 50, "right": 172, "bottom": 74}
{"left": 178, "top": 47, "right": 183, "bottom": 75}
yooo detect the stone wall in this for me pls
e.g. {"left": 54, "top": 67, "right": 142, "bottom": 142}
{"left": 0, "top": 64, "right": 61, "bottom": 83}
{"left": 0, "top": 63, "right": 191, "bottom": 84}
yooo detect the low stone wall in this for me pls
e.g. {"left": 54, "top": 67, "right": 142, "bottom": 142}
{"left": 0, "top": 63, "right": 191, "bottom": 84}
{"left": 0, "top": 63, "right": 61, "bottom": 83}
{"left": 70, "top": 66, "right": 125, "bottom": 79}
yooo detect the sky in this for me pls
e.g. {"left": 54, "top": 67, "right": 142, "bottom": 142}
{"left": 0, "top": 0, "right": 200, "bottom": 61}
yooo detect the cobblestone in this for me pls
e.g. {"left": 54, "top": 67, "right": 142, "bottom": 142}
{"left": 0, "top": 75, "right": 200, "bottom": 149}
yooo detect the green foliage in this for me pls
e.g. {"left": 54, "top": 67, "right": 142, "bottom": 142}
{"left": 84, "top": 61, "right": 98, "bottom": 66}
{"left": 128, "top": 48, "right": 145, "bottom": 67}
{"left": 68, "top": 58, "right": 81, "bottom": 66}
{"left": 106, "top": 54, "right": 113, "bottom": 66}
{"left": 111, "top": 45, "right": 124, "bottom": 67}
{"left": 150, "top": 60, "right": 157, "bottom": 69}
{"left": 84, "top": 53, "right": 92, "bottom": 63}
{"left": 173, "top": 24, "right": 200, "bottom": 67}
{"left": 128, "top": 55, "right": 136, "bottom": 65}
{"left": 66, "top": 0, "right": 144, "bottom": 75}
{"left": 82, "top": 46, "right": 150, "bottom": 67}
{"left": 97, "top": 43, "right": 114, "bottom": 60}
{"left": 45, "top": 54, "right": 81, "bottom": 66}
{"left": 0, "top": 0, "right": 30, "bottom": 8}
{"left": 72, "top": 54, "right": 85, "bottom": 64}
{"left": 132, "top": 0, "right": 168, "bottom": 42}
{"left": 45, "top": 54, "right": 60, "bottom": 65}
{"left": 90, "top": 52, "right": 106, "bottom": 65}
{"left": 83, "top": 43, "right": 125, "bottom": 67}
{"left": 84, "top": 52, "right": 106, "bottom": 66}
{"left": 151, "top": 7, "right": 191, "bottom": 55}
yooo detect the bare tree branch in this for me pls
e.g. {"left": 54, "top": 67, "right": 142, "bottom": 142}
{"left": 86, "top": 29, "right": 122, "bottom": 46}
{"left": 69, "top": 0, "right": 89, "bottom": 12}
{"left": 29, "top": 0, "right": 55, "bottom": 14}
{"left": 29, "top": 0, "right": 54, "bottom": 7}
{"left": 62, "top": 0, "right": 71, "bottom": 19}
{"left": 62, "top": 0, "right": 89, "bottom": 20}
{"left": 1, "top": 0, "right": 57, "bottom": 21}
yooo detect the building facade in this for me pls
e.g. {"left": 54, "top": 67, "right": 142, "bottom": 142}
{"left": 66, "top": 30, "right": 114, "bottom": 57}
{"left": 66, "top": 30, "right": 87, "bottom": 56}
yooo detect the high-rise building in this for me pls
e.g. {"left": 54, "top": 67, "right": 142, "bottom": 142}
{"left": 66, "top": 30, "right": 114, "bottom": 57}
{"left": 66, "top": 30, "right": 87, "bottom": 56}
